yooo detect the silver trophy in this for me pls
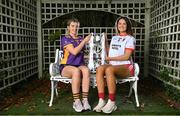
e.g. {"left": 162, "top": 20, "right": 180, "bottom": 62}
{"left": 88, "top": 33, "right": 106, "bottom": 73}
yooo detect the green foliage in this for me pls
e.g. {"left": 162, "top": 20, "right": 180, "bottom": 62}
{"left": 159, "top": 68, "right": 169, "bottom": 82}
{"left": 157, "top": 41, "right": 180, "bottom": 102}
{"left": 159, "top": 68, "right": 180, "bottom": 101}
{"left": 159, "top": 67, "right": 180, "bottom": 102}
{"left": 48, "top": 31, "right": 61, "bottom": 42}
{"left": 164, "top": 84, "right": 180, "bottom": 102}
{"left": 0, "top": 58, "right": 8, "bottom": 80}
{"left": 41, "top": 70, "right": 50, "bottom": 79}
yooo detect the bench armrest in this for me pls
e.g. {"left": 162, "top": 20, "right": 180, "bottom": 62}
{"left": 134, "top": 63, "right": 140, "bottom": 76}
{"left": 49, "top": 63, "right": 60, "bottom": 77}
{"left": 55, "top": 49, "right": 60, "bottom": 64}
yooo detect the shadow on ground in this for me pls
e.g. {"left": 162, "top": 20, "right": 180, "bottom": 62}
{"left": 0, "top": 76, "right": 180, "bottom": 115}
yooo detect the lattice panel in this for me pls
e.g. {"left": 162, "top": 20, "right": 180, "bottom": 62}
{"left": 149, "top": 0, "right": 180, "bottom": 89}
{"left": 41, "top": 0, "right": 146, "bottom": 76}
{"left": 0, "top": 0, "right": 38, "bottom": 90}
{"left": 41, "top": 0, "right": 145, "bottom": 24}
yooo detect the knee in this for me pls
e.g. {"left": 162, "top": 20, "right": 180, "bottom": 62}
{"left": 105, "top": 66, "right": 114, "bottom": 76}
{"left": 83, "top": 67, "right": 90, "bottom": 75}
{"left": 82, "top": 67, "right": 90, "bottom": 78}
{"left": 73, "top": 68, "right": 81, "bottom": 76}
{"left": 96, "top": 66, "right": 105, "bottom": 74}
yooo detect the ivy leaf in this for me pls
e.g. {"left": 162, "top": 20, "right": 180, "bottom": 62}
{"left": 48, "top": 31, "right": 61, "bottom": 42}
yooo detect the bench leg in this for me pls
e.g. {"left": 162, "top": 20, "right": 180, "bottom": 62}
{"left": 128, "top": 82, "right": 133, "bottom": 97}
{"left": 55, "top": 81, "right": 58, "bottom": 97}
{"left": 49, "top": 80, "right": 55, "bottom": 107}
{"left": 90, "top": 76, "right": 96, "bottom": 88}
{"left": 132, "top": 80, "right": 140, "bottom": 107}
{"left": 93, "top": 78, "right": 96, "bottom": 88}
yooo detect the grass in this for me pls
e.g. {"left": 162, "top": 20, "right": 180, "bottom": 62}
{"left": 0, "top": 77, "right": 180, "bottom": 115}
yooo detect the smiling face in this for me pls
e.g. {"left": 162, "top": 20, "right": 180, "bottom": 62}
{"left": 115, "top": 17, "right": 133, "bottom": 36}
{"left": 117, "top": 19, "right": 127, "bottom": 34}
{"left": 67, "top": 21, "right": 80, "bottom": 36}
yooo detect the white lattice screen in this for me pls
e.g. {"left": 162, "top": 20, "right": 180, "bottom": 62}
{"left": 41, "top": 0, "right": 146, "bottom": 24}
{"left": 0, "top": 0, "right": 38, "bottom": 90}
{"left": 41, "top": 0, "right": 146, "bottom": 77}
{"left": 149, "top": 0, "right": 180, "bottom": 89}
{"left": 1, "top": 0, "right": 179, "bottom": 93}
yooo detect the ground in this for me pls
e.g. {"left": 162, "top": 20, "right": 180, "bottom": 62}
{"left": 0, "top": 76, "right": 180, "bottom": 115}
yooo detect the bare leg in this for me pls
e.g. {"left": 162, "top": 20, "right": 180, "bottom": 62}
{"left": 101, "top": 65, "right": 129, "bottom": 113}
{"left": 61, "top": 66, "right": 81, "bottom": 94}
{"left": 96, "top": 65, "right": 111, "bottom": 93}
{"left": 61, "top": 65, "right": 85, "bottom": 112}
{"left": 78, "top": 65, "right": 91, "bottom": 110}
{"left": 105, "top": 65, "right": 130, "bottom": 94}
{"left": 93, "top": 64, "right": 111, "bottom": 112}
{"left": 105, "top": 66, "right": 116, "bottom": 94}
{"left": 78, "top": 65, "right": 90, "bottom": 93}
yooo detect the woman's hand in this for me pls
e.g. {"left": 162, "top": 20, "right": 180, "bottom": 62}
{"left": 83, "top": 34, "right": 91, "bottom": 44}
{"left": 106, "top": 56, "right": 110, "bottom": 62}
{"left": 65, "top": 34, "right": 91, "bottom": 56}
{"left": 105, "top": 56, "right": 108, "bottom": 61}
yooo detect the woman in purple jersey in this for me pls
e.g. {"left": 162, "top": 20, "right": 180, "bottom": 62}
{"left": 93, "top": 17, "right": 136, "bottom": 114}
{"left": 60, "top": 18, "right": 91, "bottom": 112}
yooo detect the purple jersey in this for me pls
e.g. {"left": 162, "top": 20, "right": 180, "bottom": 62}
{"left": 60, "top": 35, "right": 85, "bottom": 66}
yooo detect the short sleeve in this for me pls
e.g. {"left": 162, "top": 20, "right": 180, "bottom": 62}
{"left": 61, "top": 36, "right": 72, "bottom": 48}
{"left": 125, "top": 36, "right": 136, "bottom": 50}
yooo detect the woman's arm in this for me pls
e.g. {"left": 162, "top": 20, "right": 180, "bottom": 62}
{"left": 106, "top": 49, "right": 133, "bottom": 61}
{"left": 65, "top": 35, "right": 91, "bottom": 56}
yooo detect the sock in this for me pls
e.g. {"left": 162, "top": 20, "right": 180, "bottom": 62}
{"left": 82, "top": 92, "right": 88, "bottom": 100}
{"left": 73, "top": 93, "right": 80, "bottom": 101}
{"left": 98, "top": 93, "right": 105, "bottom": 99}
{"left": 108, "top": 93, "right": 116, "bottom": 101}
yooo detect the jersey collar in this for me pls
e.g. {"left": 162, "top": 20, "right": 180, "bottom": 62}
{"left": 119, "top": 33, "right": 128, "bottom": 36}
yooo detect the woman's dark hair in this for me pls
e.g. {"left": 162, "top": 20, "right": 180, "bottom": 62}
{"left": 115, "top": 17, "right": 133, "bottom": 36}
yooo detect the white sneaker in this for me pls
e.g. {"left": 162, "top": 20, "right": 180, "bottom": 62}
{"left": 101, "top": 99, "right": 117, "bottom": 114}
{"left": 73, "top": 99, "right": 84, "bottom": 112}
{"left": 93, "top": 98, "right": 106, "bottom": 112}
{"left": 82, "top": 99, "right": 91, "bottom": 110}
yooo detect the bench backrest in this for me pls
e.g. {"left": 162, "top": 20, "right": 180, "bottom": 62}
{"left": 134, "top": 63, "right": 140, "bottom": 77}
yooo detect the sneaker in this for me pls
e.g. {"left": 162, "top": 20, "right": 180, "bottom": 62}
{"left": 101, "top": 99, "right": 117, "bottom": 114}
{"left": 93, "top": 98, "right": 106, "bottom": 112}
{"left": 82, "top": 99, "right": 91, "bottom": 110}
{"left": 73, "top": 99, "right": 84, "bottom": 112}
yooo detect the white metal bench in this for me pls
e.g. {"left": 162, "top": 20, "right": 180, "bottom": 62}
{"left": 49, "top": 49, "right": 140, "bottom": 107}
